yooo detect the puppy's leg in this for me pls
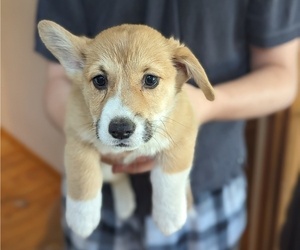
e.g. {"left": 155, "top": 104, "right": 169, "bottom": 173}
{"left": 150, "top": 134, "right": 196, "bottom": 235}
{"left": 111, "top": 175, "right": 136, "bottom": 220}
{"left": 151, "top": 165, "right": 191, "bottom": 235}
{"left": 102, "top": 163, "right": 136, "bottom": 220}
{"left": 65, "top": 136, "right": 102, "bottom": 238}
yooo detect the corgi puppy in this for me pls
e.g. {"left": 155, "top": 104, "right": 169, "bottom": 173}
{"left": 38, "top": 21, "right": 215, "bottom": 238}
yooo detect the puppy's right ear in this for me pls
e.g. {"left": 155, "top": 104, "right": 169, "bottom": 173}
{"left": 38, "top": 20, "right": 88, "bottom": 75}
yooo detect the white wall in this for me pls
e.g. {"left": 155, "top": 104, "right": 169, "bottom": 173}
{"left": 1, "top": 0, "right": 65, "bottom": 173}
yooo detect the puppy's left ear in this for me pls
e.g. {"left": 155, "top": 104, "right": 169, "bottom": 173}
{"left": 170, "top": 39, "right": 215, "bottom": 101}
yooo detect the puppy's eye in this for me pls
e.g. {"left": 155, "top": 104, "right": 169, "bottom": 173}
{"left": 92, "top": 75, "right": 107, "bottom": 90}
{"left": 143, "top": 74, "right": 159, "bottom": 89}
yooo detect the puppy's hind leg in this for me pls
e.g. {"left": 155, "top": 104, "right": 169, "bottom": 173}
{"left": 65, "top": 137, "right": 102, "bottom": 238}
{"left": 111, "top": 175, "right": 136, "bottom": 220}
{"left": 102, "top": 163, "right": 136, "bottom": 220}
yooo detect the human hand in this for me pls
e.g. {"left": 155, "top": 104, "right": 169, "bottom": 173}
{"left": 101, "top": 154, "right": 155, "bottom": 174}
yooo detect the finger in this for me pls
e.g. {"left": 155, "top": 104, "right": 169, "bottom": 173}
{"left": 102, "top": 155, "right": 152, "bottom": 166}
{"left": 113, "top": 159, "right": 155, "bottom": 174}
{"left": 101, "top": 155, "right": 121, "bottom": 165}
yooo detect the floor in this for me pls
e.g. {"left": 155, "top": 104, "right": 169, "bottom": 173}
{"left": 1, "top": 129, "right": 64, "bottom": 250}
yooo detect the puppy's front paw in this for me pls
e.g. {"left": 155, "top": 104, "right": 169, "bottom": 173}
{"left": 150, "top": 167, "right": 190, "bottom": 236}
{"left": 152, "top": 202, "right": 187, "bottom": 236}
{"left": 66, "top": 191, "right": 102, "bottom": 238}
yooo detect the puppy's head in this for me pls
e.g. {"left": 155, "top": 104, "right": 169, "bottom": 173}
{"left": 38, "top": 21, "right": 214, "bottom": 151}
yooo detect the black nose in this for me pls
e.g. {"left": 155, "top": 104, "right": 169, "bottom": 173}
{"left": 109, "top": 118, "right": 136, "bottom": 139}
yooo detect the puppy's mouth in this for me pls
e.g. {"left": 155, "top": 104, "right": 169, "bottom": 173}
{"left": 115, "top": 142, "right": 130, "bottom": 147}
{"left": 110, "top": 140, "right": 138, "bottom": 151}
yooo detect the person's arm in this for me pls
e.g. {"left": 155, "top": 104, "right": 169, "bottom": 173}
{"left": 185, "top": 39, "right": 299, "bottom": 124}
{"left": 44, "top": 62, "right": 72, "bottom": 131}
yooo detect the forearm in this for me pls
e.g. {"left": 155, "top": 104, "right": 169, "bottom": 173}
{"left": 187, "top": 40, "right": 299, "bottom": 123}
{"left": 209, "top": 64, "right": 298, "bottom": 121}
{"left": 44, "top": 62, "right": 71, "bottom": 131}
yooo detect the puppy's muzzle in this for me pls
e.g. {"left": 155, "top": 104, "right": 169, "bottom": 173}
{"left": 109, "top": 117, "right": 136, "bottom": 140}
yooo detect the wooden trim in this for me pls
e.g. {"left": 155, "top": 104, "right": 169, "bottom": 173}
{"left": 244, "top": 118, "right": 268, "bottom": 250}
{"left": 262, "top": 111, "right": 289, "bottom": 250}
{"left": 274, "top": 88, "right": 300, "bottom": 249}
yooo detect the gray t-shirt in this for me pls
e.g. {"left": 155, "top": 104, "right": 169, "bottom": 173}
{"left": 35, "top": 0, "right": 300, "bottom": 215}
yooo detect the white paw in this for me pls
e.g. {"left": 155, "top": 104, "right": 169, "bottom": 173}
{"left": 150, "top": 167, "right": 190, "bottom": 236}
{"left": 66, "top": 191, "right": 102, "bottom": 238}
{"left": 152, "top": 202, "right": 187, "bottom": 236}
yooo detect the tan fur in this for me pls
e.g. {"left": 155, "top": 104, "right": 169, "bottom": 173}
{"left": 158, "top": 91, "right": 198, "bottom": 174}
{"left": 65, "top": 136, "right": 102, "bottom": 200}
{"left": 38, "top": 21, "right": 214, "bottom": 208}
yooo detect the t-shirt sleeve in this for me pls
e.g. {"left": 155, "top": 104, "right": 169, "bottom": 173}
{"left": 34, "top": 0, "right": 88, "bottom": 62}
{"left": 247, "top": 0, "right": 300, "bottom": 47}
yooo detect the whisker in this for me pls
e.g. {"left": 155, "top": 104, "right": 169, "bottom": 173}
{"left": 159, "top": 119, "right": 178, "bottom": 147}
{"left": 154, "top": 125, "right": 177, "bottom": 149}
{"left": 160, "top": 116, "right": 190, "bottom": 129}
